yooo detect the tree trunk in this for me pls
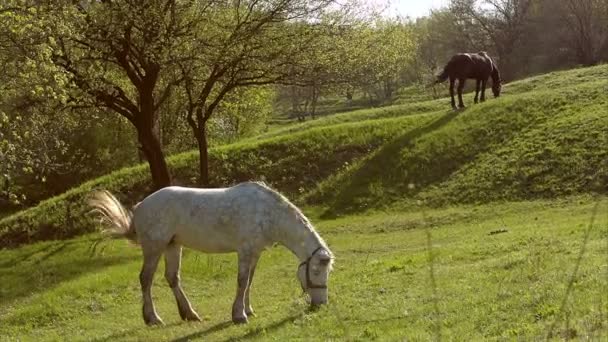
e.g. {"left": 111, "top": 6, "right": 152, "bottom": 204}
{"left": 383, "top": 79, "right": 393, "bottom": 100}
{"left": 136, "top": 65, "right": 171, "bottom": 190}
{"left": 291, "top": 86, "right": 301, "bottom": 121}
{"left": 195, "top": 124, "right": 210, "bottom": 187}
{"left": 137, "top": 125, "right": 172, "bottom": 190}
{"left": 310, "top": 86, "right": 318, "bottom": 120}
{"left": 346, "top": 90, "right": 353, "bottom": 101}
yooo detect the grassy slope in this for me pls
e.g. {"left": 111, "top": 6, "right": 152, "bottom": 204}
{"left": 2, "top": 64, "right": 608, "bottom": 246}
{"left": 0, "top": 197, "right": 606, "bottom": 340}
{"left": 310, "top": 79, "right": 608, "bottom": 216}
{"left": 0, "top": 113, "right": 436, "bottom": 246}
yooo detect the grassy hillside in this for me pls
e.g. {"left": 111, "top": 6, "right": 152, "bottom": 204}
{"left": 1, "top": 64, "right": 607, "bottom": 246}
{"left": 0, "top": 113, "right": 436, "bottom": 247}
{"left": 0, "top": 198, "right": 606, "bottom": 340}
{"left": 309, "top": 80, "right": 608, "bottom": 216}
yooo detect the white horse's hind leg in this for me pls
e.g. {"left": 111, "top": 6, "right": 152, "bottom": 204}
{"left": 232, "top": 252, "right": 253, "bottom": 324}
{"left": 244, "top": 254, "right": 261, "bottom": 316}
{"left": 165, "top": 243, "right": 201, "bottom": 322}
{"left": 140, "top": 249, "right": 164, "bottom": 326}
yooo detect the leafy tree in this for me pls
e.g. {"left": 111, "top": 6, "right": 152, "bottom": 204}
{"left": 279, "top": 18, "right": 417, "bottom": 116}
{"left": 0, "top": 2, "right": 76, "bottom": 206}
{"left": 2, "top": 0, "right": 360, "bottom": 196}
{"left": 342, "top": 19, "right": 417, "bottom": 103}
{"left": 279, "top": 23, "right": 346, "bottom": 121}
{"left": 41, "top": 1, "right": 208, "bottom": 189}
{"left": 176, "top": 1, "right": 350, "bottom": 186}
{"left": 209, "top": 86, "right": 275, "bottom": 143}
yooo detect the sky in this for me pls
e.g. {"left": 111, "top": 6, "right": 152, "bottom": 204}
{"left": 372, "top": 0, "right": 450, "bottom": 19}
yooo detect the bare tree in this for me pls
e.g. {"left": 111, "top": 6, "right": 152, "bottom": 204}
{"left": 560, "top": 0, "right": 608, "bottom": 65}
{"left": 451, "top": 0, "right": 533, "bottom": 79}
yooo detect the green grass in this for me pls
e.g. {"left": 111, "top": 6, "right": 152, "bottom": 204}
{"left": 0, "top": 197, "right": 606, "bottom": 340}
{"left": 256, "top": 100, "right": 446, "bottom": 140}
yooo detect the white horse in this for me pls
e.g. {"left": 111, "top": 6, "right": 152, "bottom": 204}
{"left": 89, "top": 181, "right": 334, "bottom": 326}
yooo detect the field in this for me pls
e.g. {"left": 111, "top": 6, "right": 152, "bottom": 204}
{"left": 1, "top": 65, "right": 608, "bottom": 341}
{"left": 1, "top": 198, "right": 606, "bottom": 340}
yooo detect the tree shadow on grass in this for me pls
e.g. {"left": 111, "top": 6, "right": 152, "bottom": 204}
{"left": 0, "top": 242, "right": 57, "bottom": 268}
{"left": 323, "top": 110, "right": 460, "bottom": 217}
{"left": 0, "top": 237, "right": 137, "bottom": 306}
{"left": 37, "top": 240, "right": 73, "bottom": 263}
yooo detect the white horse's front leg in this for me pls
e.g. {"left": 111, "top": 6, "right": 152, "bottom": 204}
{"left": 232, "top": 252, "right": 252, "bottom": 324}
{"left": 165, "top": 243, "right": 201, "bottom": 322}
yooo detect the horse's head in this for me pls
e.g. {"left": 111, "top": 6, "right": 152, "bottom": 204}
{"left": 297, "top": 248, "right": 333, "bottom": 306}
{"left": 491, "top": 66, "right": 502, "bottom": 97}
{"left": 492, "top": 81, "right": 502, "bottom": 98}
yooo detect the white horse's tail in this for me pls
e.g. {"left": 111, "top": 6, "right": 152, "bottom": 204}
{"left": 88, "top": 190, "right": 138, "bottom": 244}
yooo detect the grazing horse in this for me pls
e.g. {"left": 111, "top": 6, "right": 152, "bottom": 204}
{"left": 89, "top": 182, "right": 334, "bottom": 326}
{"left": 435, "top": 52, "right": 502, "bottom": 109}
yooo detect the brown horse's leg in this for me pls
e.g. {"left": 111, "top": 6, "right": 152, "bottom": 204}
{"left": 165, "top": 244, "right": 201, "bottom": 322}
{"left": 232, "top": 252, "right": 253, "bottom": 324}
{"left": 457, "top": 78, "right": 466, "bottom": 108}
{"left": 140, "top": 248, "right": 164, "bottom": 325}
{"left": 244, "top": 253, "right": 261, "bottom": 316}
{"left": 449, "top": 77, "right": 456, "bottom": 109}
{"left": 474, "top": 80, "right": 481, "bottom": 104}
{"left": 480, "top": 78, "right": 488, "bottom": 102}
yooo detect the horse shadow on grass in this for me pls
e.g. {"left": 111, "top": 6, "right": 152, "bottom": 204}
{"left": 322, "top": 109, "right": 460, "bottom": 218}
{"left": 170, "top": 312, "right": 305, "bottom": 342}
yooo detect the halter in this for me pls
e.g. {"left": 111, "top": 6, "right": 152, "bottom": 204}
{"left": 298, "top": 246, "right": 328, "bottom": 290}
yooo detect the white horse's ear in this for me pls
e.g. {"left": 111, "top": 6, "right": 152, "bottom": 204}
{"left": 318, "top": 252, "right": 331, "bottom": 266}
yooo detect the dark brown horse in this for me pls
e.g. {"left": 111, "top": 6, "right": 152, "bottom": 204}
{"left": 435, "top": 52, "right": 502, "bottom": 109}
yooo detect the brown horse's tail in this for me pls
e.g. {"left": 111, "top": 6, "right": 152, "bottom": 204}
{"left": 88, "top": 190, "right": 138, "bottom": 244}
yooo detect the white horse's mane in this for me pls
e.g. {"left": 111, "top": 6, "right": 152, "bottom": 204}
{"left": 249, "top": 181, "right": 334, "bottom": 260}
